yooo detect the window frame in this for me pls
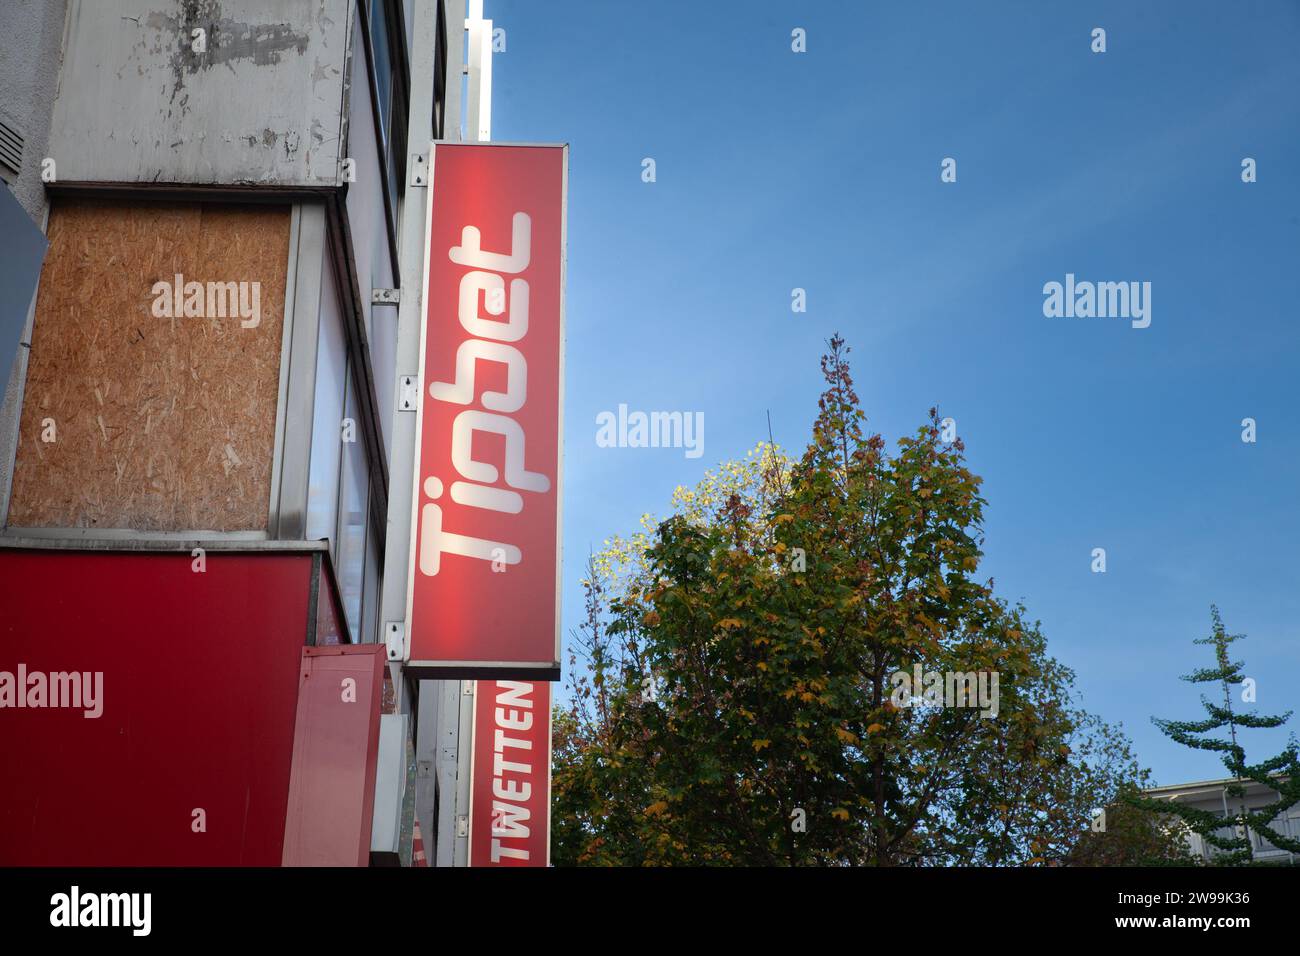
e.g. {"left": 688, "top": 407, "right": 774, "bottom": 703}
{"left": 356, "top": 0, "right": 410, "bottom": 288}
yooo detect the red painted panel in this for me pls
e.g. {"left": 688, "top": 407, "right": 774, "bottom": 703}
{"left": 407, "top": 143, "right": 566, "bottom": 671}
{"left": 281, "top": 645, "right": 384, "bottom": 866}
{"left": 0, "top": 549, "right": 313, "bottom": 865}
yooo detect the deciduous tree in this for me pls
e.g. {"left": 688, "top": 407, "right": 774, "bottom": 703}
{"left": 553, "top": 337, "right": 1170, "bottom": 866}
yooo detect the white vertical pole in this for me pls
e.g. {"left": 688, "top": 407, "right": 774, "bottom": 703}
{"left": 391, "top": 0, "right": 464, "bottom": 866}
{"left": 384, "top": 0, "right": 438, "bottom": 699}
{"left": 464, "top": 1, "right": 492, "bottom": 142}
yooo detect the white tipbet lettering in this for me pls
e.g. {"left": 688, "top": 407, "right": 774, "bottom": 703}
{"left": 420, "top": 212, "right": 548, "bottom": 577}
{"left": 489, "top": 681, "right": 535, "bottom": 863}
{"left": 450, "top": 212, "right": 532, "bottom": 274}
{"left": 456, "top": 271, "right": 529, "bottom": 341}
{"left": 428, "top": 339, "right": 527, "bottom": 411}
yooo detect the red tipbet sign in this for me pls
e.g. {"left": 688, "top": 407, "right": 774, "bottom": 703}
{"left": 405, "top": 143, "right": 566, "bottom": 674}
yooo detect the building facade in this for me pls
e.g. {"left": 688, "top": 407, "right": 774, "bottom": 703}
{"left": 1145, "top": 776, "right": 1300, "bottom": 865}
{"left": 0, "top": 0, "right": 468, "bottom": 865}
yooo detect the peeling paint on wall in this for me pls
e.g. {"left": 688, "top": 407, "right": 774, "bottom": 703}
{"left": 49, "top": 0, "right": 352, "bottom": 187}
{"left": 142, "top": 3, "right": 312, "bottom": 118}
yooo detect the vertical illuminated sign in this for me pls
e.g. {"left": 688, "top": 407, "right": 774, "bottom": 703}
{"left": 467, "top": 679, "right": 551, "bottom": 866}
{"left": 405, "top": 143, "right": 566, "bottom": 674}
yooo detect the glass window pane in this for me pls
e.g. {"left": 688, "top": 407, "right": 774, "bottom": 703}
{"left": 337, "top": 363, "right": 370, "bottom": 640}
{"left": 306, "top": 267, "right": 347, "bottom": 553}
{"left": 361, "top": 518, "right": 381, "bottom": 644}
{"left": 370, "top": 0, "right": 392, "bottom": 145}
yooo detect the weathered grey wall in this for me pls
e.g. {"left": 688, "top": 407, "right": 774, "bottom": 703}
{"left": 0, "top": 0, "right": 68, "bottom": 525}
{"left": 48, "top": 0, "right": 354, "bottom": 187}
{"left": 0, "top": 0, "right": 68, "bottom": 223}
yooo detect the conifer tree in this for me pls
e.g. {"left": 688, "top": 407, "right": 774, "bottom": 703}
{"left": 1129, "top": 606, "right": 1300, "bottom": 864}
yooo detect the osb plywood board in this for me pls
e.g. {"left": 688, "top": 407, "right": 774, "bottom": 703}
{"left": 6, "top": 200, "right": 291, "bottom": 532}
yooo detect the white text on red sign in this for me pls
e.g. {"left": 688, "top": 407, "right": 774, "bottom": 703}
{"left": 418, "top": 212, "right": 551, "bottom": 577}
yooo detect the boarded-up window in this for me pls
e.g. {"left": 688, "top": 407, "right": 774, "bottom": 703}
{"left": 6, "top": 200, "right": 290, "bottom": 532}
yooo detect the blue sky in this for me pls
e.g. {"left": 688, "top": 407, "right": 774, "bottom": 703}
{"left": 489, "top": 0, "right": 1300, "bottom": 787}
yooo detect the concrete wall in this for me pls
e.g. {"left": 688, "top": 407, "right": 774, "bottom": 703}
{"left": 48, "top": 0, "right": 354, "bottom": 187}
{"left": 0, "top": 0, "right": 68, "bottom": 223}
{"left": 0, "top": 0, "right": 69, "bottom": 526}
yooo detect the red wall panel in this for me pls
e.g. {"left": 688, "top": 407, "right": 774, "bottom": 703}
{"left": 281, "top": 645, "right": 385, "bottom": 866}
{"left": 0, "top": 549, "right": 313, "bottom": 865}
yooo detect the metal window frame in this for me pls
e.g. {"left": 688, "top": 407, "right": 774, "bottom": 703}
{"left": 361, "top": 515, "right": 383, "bottom": 645}
{"left": 266, "top": 204, "right": 303, "bottom": 533}
{"left": 290, "top": 207, "right": 390, "bottom": 646}
{"left": 0, "top": 201, "right": 49, "bottom": 528}
{"left": 273, "top": 200, "right": 328, "bottom": 542}
{"left": 311, "top": 245, "right": 349, "bottom": 563}
{"left": 323, "top": 204, "right": 390, "bottom": 536}
{"left": 357, "top": 0, "right": 406, "bottom": 288}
